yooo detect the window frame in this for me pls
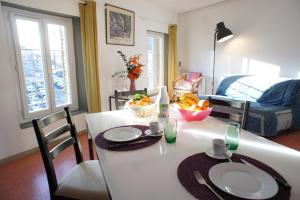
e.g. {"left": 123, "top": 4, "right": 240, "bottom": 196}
{"left": 147, "top": 31, "right": 165, "bottom": 90}
{"left": 3, "top": 6, "right": 78, "bottom": 122}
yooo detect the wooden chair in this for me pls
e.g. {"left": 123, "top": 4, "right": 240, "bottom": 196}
{"left": 207, "top": 96, "right": 250, "bottom": 130}
{"left": 114, "top": 88, "right": 147, "bottom": 110}
{"left": 32, "top": 107, "right": 109, "bottom": 200}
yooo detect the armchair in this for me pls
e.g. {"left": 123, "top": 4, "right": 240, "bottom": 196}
{"left": 172, "top": 72, "right": 203, "bottom": 100}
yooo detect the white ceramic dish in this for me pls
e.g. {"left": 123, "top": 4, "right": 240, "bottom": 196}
{"left": 209, "top": 162, "right": 278, "bottom": 199}
{"left": 144, "top": 129, "right": 163, "bottom": 137}
{"left": 205, "top": 148, "right": 232, "bottom": 160}
{"left": 103, "top": 127, "right": 142, "bottom": 142}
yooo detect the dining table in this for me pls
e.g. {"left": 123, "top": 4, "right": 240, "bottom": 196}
{"left": 85, "top": 106, "right": 300, "bottom": 200}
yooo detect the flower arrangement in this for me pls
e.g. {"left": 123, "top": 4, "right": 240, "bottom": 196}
{"left": 117, "top": 51, "right": 144, "bottom": 80}
{"left": 111, "top": 70, "right": 128, "bottom": 79}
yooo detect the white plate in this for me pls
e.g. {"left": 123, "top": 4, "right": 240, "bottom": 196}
{"left": 145, "top": 129, "right": 163, "bottom": 137}
{"left": 209, "top": 163, "right": 278, "bottom": 199}
{"left": 103, "top": 127, "right": 142, "bottom": 142}
{"left": 205, "top": 148, "right": 232, "bottom": 160}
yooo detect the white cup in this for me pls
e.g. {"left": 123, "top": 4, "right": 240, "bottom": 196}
{"left": 149, "top": 121, "right": 160, "bottom": 134}
{"left": 212, "top": 139, "right": 227, "bottom": 156}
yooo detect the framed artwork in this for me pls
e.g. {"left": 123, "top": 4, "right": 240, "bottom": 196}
{"left": 105, "top": 4, "right": 135, "bottom": 46}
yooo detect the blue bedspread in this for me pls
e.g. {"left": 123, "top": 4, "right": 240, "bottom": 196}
{"left": 247, "top": 103, "right": 292, "bottom": 137}
{"left": 207, "top": 75, "right": 300, "bottom": 137}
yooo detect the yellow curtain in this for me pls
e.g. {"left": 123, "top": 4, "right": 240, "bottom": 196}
{"left": 79, "top": 1, "right": 101, "bottom": 112}
{"left": 167, "top": 25, "right": 178, "bottom": 99}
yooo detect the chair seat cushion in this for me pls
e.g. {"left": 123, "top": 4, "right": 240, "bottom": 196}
{"left": 55, "top": 160, "right": 109, "bottom": 200}
{"left": 174, "top": 80, "right": 192, "bottom": 90}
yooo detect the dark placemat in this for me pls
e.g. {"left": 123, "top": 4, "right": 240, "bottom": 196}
{"left": 95, "top": 125, "right": 162, "bottom": 151}
{"left": 177, "top": 153, "right": 291, "bottom": 200}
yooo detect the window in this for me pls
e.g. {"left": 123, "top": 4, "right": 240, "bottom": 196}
{"left": 4, "top": 7, "right": 78, "bottom": 121}
{"left": 147, "top": 31, "right": 164, "bottom": 90}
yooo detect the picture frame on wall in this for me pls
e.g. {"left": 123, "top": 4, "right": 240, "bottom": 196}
{"left": 105, "top": 4, "right": 135, "bottom": 46}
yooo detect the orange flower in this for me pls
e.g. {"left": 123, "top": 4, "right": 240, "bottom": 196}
{"left": 118, "top": 51, "right": 144, "bottom": 81}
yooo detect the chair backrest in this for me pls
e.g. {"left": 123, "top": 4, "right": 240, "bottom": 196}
{"left": 32, "top": 107, "right": 83, "bottom": 198}
{"left": 207, "top": 96, "right": 250, "bottom": 130}
{"left": 114, "top": 88, "right": 147, "bottom": 110}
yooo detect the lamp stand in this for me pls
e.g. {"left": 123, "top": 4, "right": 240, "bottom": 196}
{"left": 212, "top": 31, "right": 217, "bottom": 95}
{"left": 211, "top": 22, "right": 234, "bottom": 95}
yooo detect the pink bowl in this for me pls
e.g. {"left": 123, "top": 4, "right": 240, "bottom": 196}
{"left": 178, "top": 108, "right": 212, "bottom": 121}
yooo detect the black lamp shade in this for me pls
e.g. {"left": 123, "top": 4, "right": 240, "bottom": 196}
{"left": 216, "top": 22, "right": 233, "bottom": 43}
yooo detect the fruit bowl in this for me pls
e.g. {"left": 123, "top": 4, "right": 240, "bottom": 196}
{"left": 178, "top": 107, "right": 212, "bottom": 121}
{"left": 175, "top": 93, "right": 211, "bottom": 121}
{"left": 125, "top": 92, "right": 155, "bottom": 117}
{"left": 126, "top": 102, "right": 156, "bottom": 117}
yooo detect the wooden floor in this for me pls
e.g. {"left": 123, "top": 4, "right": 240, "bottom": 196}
{"left": 0, "top": 130, "right": 299, "bottom": 200}
{"left": 271, "top": 129, "right": 300, "bottom": 152}
{"left": 0, "top": 132, "right": 96, "bottom": 200}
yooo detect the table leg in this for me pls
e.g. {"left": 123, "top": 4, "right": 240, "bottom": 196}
{"left": 87, "top": 125, "right": 94, "bottom": 160}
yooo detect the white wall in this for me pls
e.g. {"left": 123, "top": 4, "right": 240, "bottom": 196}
{"left": 0, "top": 0, "right": 177, "bottom": 160}
{"left": 179, "top": 0, "right": 300, "bottom": 94}
{"left": 97, "top": 0, "right": 178, "bottom": 111}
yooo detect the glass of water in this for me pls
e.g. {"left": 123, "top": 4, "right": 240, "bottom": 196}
{"left": 225, "top": 122, "right": 241, "bottom": 151}
{"left": 164, "top": 119, "right": 177, "bottom": 144}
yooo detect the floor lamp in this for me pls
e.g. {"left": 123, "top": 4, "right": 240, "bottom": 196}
{"left": 212, "top": 22, "right": 234, "bottom": 94}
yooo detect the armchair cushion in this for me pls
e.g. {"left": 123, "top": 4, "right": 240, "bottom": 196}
{"left": 174, "top": 79, "right": 192, "bottom": 90}
{"left": 173, "top": 72, "right": 202, "bottom": 92}
{"left": 186, "top": 72, "right": 202, "bottom": 83}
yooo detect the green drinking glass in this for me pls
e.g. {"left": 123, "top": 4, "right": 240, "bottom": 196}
{"left": 164, "top": 119, "right": 177, "bottom": 144}
{"left": 225, "top": 122, "right": 241, "bottom": 151}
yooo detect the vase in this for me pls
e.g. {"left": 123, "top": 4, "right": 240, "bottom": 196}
{"left": 129, "top": 79, "right": 136, "bottom": 91}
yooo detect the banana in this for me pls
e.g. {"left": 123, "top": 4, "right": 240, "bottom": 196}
{"left": 177, "top": 102, "right": 191, "bottom": 110}
{"left": 184, "top": 98, "right": 197, "bottom": 106}
{"left": 176, "top": 93, "right": 202, "bottom": 110}
{"left": 182, "top": 93, "right": 199, "bottom": 104}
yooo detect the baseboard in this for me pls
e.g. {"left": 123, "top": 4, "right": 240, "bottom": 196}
{"left": 0, "top": 130, "right": 87, "bottom": 165}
